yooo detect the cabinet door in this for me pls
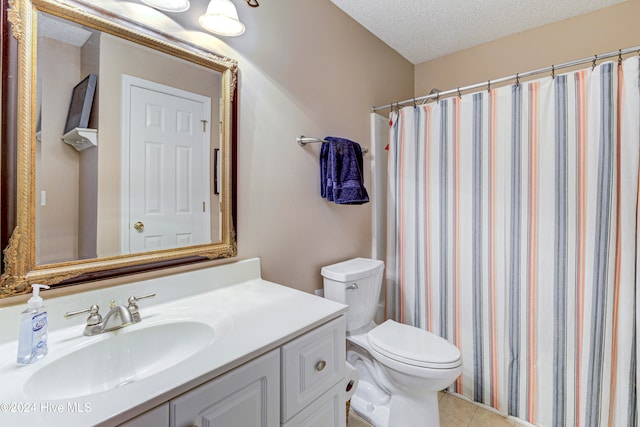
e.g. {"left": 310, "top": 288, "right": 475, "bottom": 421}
{"left": 170, "top": 349, "right": 280, "bottom": 427}
{"left": 120, "top": 403, "right": 169, "bottom": 427}
{"left": 282, "top": 381, "right": 346, "bottom": 427}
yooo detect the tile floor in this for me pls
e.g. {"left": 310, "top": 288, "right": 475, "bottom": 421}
{"left": 347, "top": 392, "right": 526, "bottom": 427}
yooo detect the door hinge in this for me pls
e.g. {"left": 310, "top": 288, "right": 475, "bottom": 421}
{"left": 203, "top": 201, "right": 206, "bottom": 212}
{"left": 201, "top": 120, "right": 208, "bottom": 132}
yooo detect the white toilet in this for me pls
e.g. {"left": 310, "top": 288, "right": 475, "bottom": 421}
{"left": 322, "top": 258, "right": 462, "bottom": 427}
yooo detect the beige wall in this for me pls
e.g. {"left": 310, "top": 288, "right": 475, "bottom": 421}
{"left": 78, "top": 31, "right": 100, "bottom": 260}
{"left": 414, "top": 0, "right": 640, "bottom": 98}
{"left": 205, "top": 0, "right": 414, "bottom": 293}
{"left": 36, "top": 38, "right": 81, "bottom": 264}
{"left": 35, "top": 30, "right": 101, "bottom": 264}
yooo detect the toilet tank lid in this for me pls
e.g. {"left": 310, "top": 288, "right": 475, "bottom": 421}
{"left": 321, "top": 258, "right": 384, "bottom": 282}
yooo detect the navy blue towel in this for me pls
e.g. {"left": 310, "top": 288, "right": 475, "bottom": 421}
{"left": 320, "top": 136, "right": 369, "bottom": 205}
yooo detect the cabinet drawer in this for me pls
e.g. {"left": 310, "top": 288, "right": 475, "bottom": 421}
{"left": 281, "top": 316, "right": 346, "bottom": 422}
{"left": 281, "top": 381, "right": 346, "bottom": 427}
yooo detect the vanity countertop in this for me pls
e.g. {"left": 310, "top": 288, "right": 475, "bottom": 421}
{"left": 0, "top": 258, "right": 347, "bottom": 426}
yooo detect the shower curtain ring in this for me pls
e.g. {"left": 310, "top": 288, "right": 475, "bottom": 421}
{"left": 551, "top": 65, "right": 555, "bottom": 79}
{"left": 515, "top": 73, "right": 520, "bottom": 87}
{"left": 487, "top": 80, "right": 491, "bottom": 93}
{"left": 457, "top": 87, "right": 462, "bottom": 98}
{"left": 592, "top": 55, "right": 598, "bottom": 70}
{"left": 618, "top": 49, "right": 623, "bottom": 65}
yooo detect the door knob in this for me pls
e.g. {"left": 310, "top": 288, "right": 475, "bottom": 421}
{"left": 133, "top": 221, "right": 144, "bottom": 231}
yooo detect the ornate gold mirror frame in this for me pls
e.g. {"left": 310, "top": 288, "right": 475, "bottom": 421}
{"left": 1, "top": 0, "right": 238, "bottom": 298}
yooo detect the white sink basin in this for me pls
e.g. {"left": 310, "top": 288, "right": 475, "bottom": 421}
{"left": 23, "top": 321, "right": 215, "bottom": 400}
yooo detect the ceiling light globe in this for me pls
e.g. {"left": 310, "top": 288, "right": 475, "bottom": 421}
{"left": 199, "top": 0, "right": 246, "bottom": 36}
{"left": 141, "top": 0, "right": 190, "bottom": 12}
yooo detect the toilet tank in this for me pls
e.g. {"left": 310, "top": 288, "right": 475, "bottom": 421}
{"left": 321, "top": 258, "right": 384, "bottom": 332}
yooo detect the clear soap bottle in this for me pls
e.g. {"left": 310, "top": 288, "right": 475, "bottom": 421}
{"left": 17, "top": 284, "right": 50, "bottom": 365}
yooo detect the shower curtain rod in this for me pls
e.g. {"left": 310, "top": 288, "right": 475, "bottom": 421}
{"left": 371, "top": 45, "right": 640, "bottom": 112}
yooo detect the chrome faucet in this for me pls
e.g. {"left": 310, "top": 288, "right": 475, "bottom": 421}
{"left": 101, "top": 301, "right": 134, "bottom": 332}
{"left": 64, "top": 293, "right": 156, "bottom": 336}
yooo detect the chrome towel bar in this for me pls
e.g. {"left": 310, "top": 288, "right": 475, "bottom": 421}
{"left": 297, "top": 135, "right": 368, "bottom": 154}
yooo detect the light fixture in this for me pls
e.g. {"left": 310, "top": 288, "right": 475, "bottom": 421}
{"left": 141, "top": 0, "right": 190, "bottom": 13}
{"left": 199, "top": 0, "right": 246, "bottom": 37}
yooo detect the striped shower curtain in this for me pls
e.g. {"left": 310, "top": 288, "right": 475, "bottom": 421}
{"left": 386, "top": 57, "right": 639, "bottom": 427}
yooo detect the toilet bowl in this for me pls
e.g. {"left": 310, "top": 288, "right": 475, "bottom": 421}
{"left": 322, "top": 258, "right": 462, "bottom": 427}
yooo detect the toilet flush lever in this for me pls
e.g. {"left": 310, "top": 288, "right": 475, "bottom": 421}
{"left": 346, "top": 283, "right": 358, "bottom": 290}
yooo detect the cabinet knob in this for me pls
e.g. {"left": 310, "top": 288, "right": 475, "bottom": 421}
{"left": 346, "top": 379, "right": 355, "bottom": 392}
{"left": 315, "top": 360, "right": 327, "bottom": 371}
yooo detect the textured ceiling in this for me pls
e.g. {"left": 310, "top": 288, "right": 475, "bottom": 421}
{"left": 38, "top": 13, "right": 93, "bottom": 47}
{"left": 330, "top": 0, "right": 624, "bottom": 64}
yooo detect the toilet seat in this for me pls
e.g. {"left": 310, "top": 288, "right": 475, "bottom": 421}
{"left": 367, "top": 320, "right": 462, "bottom": 369}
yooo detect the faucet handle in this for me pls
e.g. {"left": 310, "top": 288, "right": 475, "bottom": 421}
{"left": 64, "top": 304, "right": 102, "bottom": 326}
{"left": 127, "top": 292, "right": 156, "bottom": 322}
{"left": 132, "top": 292, "right": 155, "bottom": 301}
{"left": 127, "top": 292, "right": 156, "bottom": 306}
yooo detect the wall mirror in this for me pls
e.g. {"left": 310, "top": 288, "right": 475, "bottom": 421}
{"left": 1, "top": 0, "right": 238, "bottom": 298}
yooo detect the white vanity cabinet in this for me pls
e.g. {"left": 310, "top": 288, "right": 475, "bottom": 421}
{"left": 171, "top": 349, "right": 280, "bottom": 427}
{"left": 123, "top": 316, "right": 346, "bottom": 427}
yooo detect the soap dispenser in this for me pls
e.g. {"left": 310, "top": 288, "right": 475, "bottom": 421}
{"left": 17, "top": 284, "right": 50, "bottom": 365}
